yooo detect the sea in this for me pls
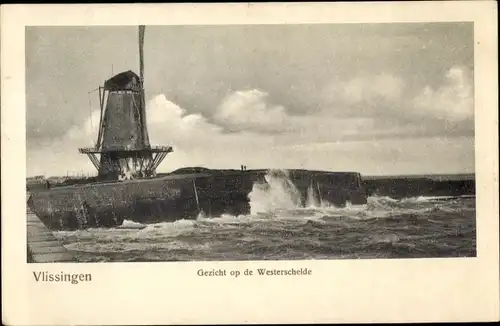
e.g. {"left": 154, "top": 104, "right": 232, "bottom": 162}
{"left": 53, "top": 171, "right": 476, "bottom": 262}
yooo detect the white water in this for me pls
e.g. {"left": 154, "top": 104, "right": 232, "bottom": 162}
{"left": 305, "top": 182, "right": 321, "bottom": 208}
{"left": 248, "top": 169, "right": 303, "bottom": 214}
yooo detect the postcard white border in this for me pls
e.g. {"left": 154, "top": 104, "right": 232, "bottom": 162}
{"left": 2, "top": 2, "right": 499, "bottom": 325}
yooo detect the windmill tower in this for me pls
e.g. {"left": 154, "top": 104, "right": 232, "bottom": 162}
{"left": 79, "top": 26, "right": 173, "bottom": 181}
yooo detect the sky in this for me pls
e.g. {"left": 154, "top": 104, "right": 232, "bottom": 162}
{"left": 26, "top": 23, "right": 474, "bottom": 177}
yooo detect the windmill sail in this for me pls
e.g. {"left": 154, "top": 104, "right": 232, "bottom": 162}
{"left": 138, "top": 25, "right": 150, "bottom": 146}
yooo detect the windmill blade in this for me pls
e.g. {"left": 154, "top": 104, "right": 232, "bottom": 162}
{"left": 138, "top": 25, "right": 150, "bottom": 146}
{"left": 139, "top": 25, "right": 145, "bottom": 84}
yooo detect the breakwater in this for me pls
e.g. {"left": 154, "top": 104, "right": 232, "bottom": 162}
{"left": 27, "top": 169, "right": 475, "bottom": 232}
{"left": 363, "top": 174, "right": 475, "bottom": 199}
{"left": 27, "top": 169, "right": 366, "bottom": 230}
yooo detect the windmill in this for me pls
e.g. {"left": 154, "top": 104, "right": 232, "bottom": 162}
{"left": 79, "top": 26, "right": 173, "bottom": 181}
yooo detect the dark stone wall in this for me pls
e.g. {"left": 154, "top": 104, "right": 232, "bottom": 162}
{"left": 363, "top": 176, "right": 475, "bottom": 199}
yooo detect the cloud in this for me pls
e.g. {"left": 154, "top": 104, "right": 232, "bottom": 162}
{"left": 275, "top": 136, "right": 474, "bottom": 176}
{"left": 25, "top": 91, "right": 379, "bottom": 177}
{"left": 26, "top": 91, "right": 475, "bottom": 178}
{"left": 321, "top": 73, "right": 405, "bottom": 108}
{"left": 213, "top": 89, "right": 290, "bottom": 133}
{"left": 339, "top": 73, "right": 405, "bottom": 105}
{"left": 211, "top": 89, "right": 383, "bottom": 143}
{"left": 26, "top": 65, "right": 475, "bottom": 178}
{"left": 66, "top": 94, "right": 226, "bottom": 151}
{"left": 147, "top": 94, "right": 223, "bottom": 147}
{"left": 413, "top": 66, "right": 473, "bottom": 122}
{"left": 314, "top": 67, "right": 474, "bottom": 141}
{"left": 66, "top": 110, "right": 101, "bottom": 144}
{"left": 27, "top": 94, "right": 272, "bottom": 177}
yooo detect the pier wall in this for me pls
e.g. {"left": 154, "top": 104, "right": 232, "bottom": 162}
{"left": 28, "top": 169, "right": 367, "bottom": 230}
{"left": 363, "top": 175, "right": 475, "bottom": 198}
{"left": 28, "top": 175, "right": 199, "bottom": 229}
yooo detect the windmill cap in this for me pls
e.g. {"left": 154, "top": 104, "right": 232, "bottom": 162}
{"left": 104, "top": 70, "right": 141, "bottom": 91}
